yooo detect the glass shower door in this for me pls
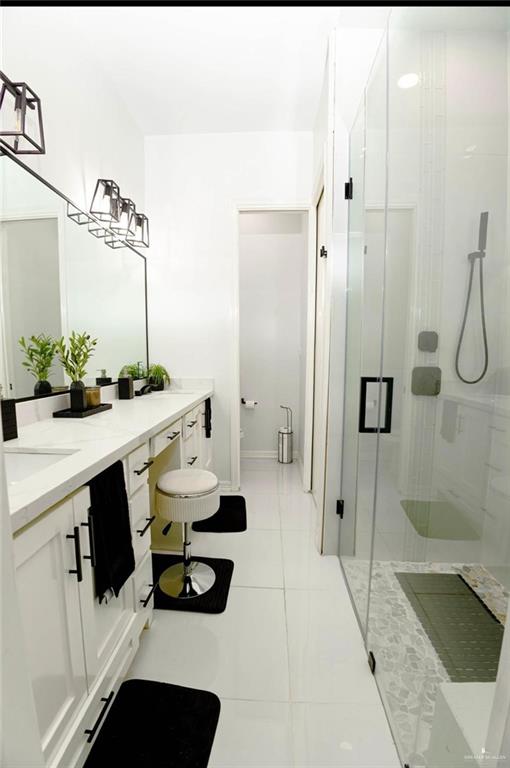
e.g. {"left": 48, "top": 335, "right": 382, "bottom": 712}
{"left": 340, "top": 36, "right": 388, "bottom": 637}
{"left": 363, "top": 8, "right": 510, "bottom": 768}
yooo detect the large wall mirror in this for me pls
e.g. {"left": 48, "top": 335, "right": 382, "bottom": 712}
{"left": 0, "top": 153, "right": 148, "bottom": 400}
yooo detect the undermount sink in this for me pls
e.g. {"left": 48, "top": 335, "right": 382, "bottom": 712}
{"left": 4, "top": 448, "right": 77, "bottom": 485}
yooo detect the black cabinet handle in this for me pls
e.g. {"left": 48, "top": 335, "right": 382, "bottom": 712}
{"left": 140, "top": 583, "right": 156, "bottom": 608}
{"left": 81, "top": 511, "right": 96, "bottom": 568}
{"left": 67, "top": 526, "right": 83, "bottom": 583}
{"left": 167, "top": 431, "right": 180, "bottom": 441}
{"left": 187, "top": 456, "right": 198, "bottom": 466}
{"left": 162, "top": 521, "right": 172, "bottom": 536}
{"left": 187, "top": 420, "right": 197, "bottom": 428}
{"left": 134, "top": 460, "right": 154, "bottom": 476}
{"left": 84, "top": 691, "right": 114, "bottom": 743}
{"left": 137, "top": 516, "right": 156, "bottom": 536}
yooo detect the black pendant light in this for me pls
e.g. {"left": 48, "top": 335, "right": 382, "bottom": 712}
{"left": 0, "top": 71, "right": 45, "bottom": 154}
{"left": 127, "top": 212, "right": 149, "bottom": 248}
{"left": 89, "top": 179, "right": 120, "bottom": 224}
{"left": 111, "top": 197, "right": 136, "bottom": 238}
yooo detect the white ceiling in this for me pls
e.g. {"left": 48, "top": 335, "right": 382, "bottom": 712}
{"left": 62, "top": 7, "right": 344, "bottom": 135}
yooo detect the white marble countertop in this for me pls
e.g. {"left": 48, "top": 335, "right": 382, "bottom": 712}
{"left": 6, "top": 388, "right": 213, "bottom": 534}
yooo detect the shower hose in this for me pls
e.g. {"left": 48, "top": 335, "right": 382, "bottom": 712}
{"left": 454, "top": 251, "right": 489, "bottom": 384}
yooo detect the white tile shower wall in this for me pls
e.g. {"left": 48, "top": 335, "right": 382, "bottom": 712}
{"left": 440, "top": 31, "right": 509, "bottom": 393}
{"left": 145, "top": 132, "right": 313, "bottom": 485}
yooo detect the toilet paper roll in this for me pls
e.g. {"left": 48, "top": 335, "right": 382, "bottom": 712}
{"left": 243, "top": 400, "right": 256, "bottom": 409}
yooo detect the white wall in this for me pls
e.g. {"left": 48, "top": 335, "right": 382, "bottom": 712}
{"left": 239, "top": 211, "right": 307, "bottom": 456}
{"left": 0, "top": 7, "right": 144, "bottom": 217}
{"left": 145, "top": 131, "right": 313, "bottom": 484}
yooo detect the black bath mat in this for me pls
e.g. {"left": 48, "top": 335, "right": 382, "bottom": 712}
{"left": 84, "top": 679, "right": 220, "bottom": 768}
{"left": 396, "top": 573, "right": 504, "bottom": 682}
{"left": 152, "top": 553, "right": 234, "bottom": 614}
{"left": 192, "top": 495, "right": 247, "bottom": 533}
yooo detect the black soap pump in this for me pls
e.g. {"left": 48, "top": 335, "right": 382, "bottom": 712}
{"left": 96, "top": 368, "right": 112, "bottom": 386}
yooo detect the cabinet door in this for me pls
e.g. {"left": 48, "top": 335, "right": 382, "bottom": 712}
{"left": 182, "top": 408, "right": 201, "bottom": 468}
{"left": 13, "top": 498, "right": 88, "bottom": 760}
{"left": 73, "top": 488, "right": 133, "bottom": 687}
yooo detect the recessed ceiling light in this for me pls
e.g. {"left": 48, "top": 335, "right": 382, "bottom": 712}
{"left": 398, "top": 73, "right": 420, "bottom": 89}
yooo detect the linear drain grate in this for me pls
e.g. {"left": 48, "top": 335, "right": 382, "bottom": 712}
{"left": 396, "top": 573, "right": 503, "bottom": 682}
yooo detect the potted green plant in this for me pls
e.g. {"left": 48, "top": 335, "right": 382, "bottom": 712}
{"left": 118, "top": 362, "right": 147, "bottom": 379}
{"left": 56, "top": 331, "right": 98, "bottom": 411}
{"left": 148, "top": 363, "right": 171, "bottom": 391}
{"left": 18, "top": 334, "right": 58, "bottom": 396}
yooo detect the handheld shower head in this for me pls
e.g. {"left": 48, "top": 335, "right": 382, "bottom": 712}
{"left": 478, "top": 211, "right": 488, "bottom": 253}
{"left": 455, "top": 211, "right": 489, "bottom": 384}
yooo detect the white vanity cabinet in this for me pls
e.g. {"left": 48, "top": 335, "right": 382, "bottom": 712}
{"left": 182, "top": 402, "right": 213, "bottom": 470}
{"left": 75, "top": 487, "right": 133, "bottom": 686}
{"left": 8, "top": 391, "right": 213, "bottom": 767}
{"left": 149, "top": 419, "right": 181, "bottom": 458}
{"left": 13, "top": 446, "right": 155, "bottom": 768}
{"left": 13, "top": 491, "right": 89, "bottom": 762}
{"left": 182, "top": 405, "right": 201, "bottom": 468}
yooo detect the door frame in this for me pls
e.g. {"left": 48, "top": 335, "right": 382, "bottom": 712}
{"left": 0, "top": 209, "right": 67, "bottom": 398}
{"left": 307, "top": 169, "right": 326, "bottom": 501}
{"left": 231, "top": 201, "right": 315, "bottom": 491}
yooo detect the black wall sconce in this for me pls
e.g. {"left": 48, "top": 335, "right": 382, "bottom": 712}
{"left": 89, "top": 178, "right": 149, "bottom": 249}
{"left": 0, "top": 71, "right": 45, "bottom": 154}
{"left": 111, "top": 197, "right": 136, "bottom": 238}
{"left": 89, "top": 179, "right": 120, "bottom": 223}
{"left": 127, "top": 212, "right": 150, "bottom": 248}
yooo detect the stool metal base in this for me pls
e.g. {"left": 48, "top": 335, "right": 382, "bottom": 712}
{"left": 158, "top": 561, "right": 216, "bottom": 599}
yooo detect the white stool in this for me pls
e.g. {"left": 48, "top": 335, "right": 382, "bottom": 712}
{"left": 155, "top": 468, "right": 220, "bottom": 599}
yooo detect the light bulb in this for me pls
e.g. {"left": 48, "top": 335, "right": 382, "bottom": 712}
{"left": 397, "top": 73, "right": 420, "bottom": 89}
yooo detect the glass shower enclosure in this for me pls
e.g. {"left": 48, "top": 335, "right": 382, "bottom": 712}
{"left": 339, "top": 7, "right": 510, "bottom": 767}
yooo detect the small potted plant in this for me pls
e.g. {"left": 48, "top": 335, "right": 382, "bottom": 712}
{"left": 147, "top": 363, "right": 171, "bottom": 391}
{"left": 119, "top": 362, "right": 147, "bottom": 379}
{"left": 56, "top": 331, "right": 98, "bottom": 411}
{"left": 18, "top": 334, "right": 58, "bottom": 396}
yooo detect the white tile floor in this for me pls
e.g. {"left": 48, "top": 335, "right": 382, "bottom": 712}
{"left": 128, "top": 458, "right": 400, "bottom": 767}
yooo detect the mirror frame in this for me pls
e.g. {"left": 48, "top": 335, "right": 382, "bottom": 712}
{"left": 0, "top": 148, "right": 149, "bottom": 402}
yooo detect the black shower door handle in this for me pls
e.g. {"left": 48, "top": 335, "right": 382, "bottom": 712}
{"left": 359, "top": 377, "right": 393, "bottom": 434}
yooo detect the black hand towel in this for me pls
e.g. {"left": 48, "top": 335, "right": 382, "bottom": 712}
{"left": 87, "top": 461, "right": 135, "bottom": 602}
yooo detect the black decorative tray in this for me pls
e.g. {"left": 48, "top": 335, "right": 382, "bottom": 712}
{"left": 53, "top": 403, "right": 113, "bottom": 419}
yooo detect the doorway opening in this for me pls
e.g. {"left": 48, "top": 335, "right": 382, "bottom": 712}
{"left": 237, "top": 209, "right": 309, "bottom": 476}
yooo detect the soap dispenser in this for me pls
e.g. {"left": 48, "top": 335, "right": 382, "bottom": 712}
{"left": 96, "top": 368, "right": 112, "bottom": 385}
